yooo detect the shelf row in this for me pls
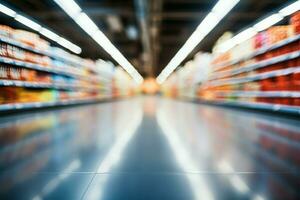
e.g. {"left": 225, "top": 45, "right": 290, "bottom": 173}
{"left": 199, "top": 99, "right": 300, "bottom": 115}
{"left": 0, "top": 37, "right": 82, "bottom": 68}
{"left": 0, "top": 79, "right": 107, "bottom": 91}
{"left": 213, "top": 91, "right": 300, "bottom": 98}
{"left": 213, "top": 34, "right": 300, "bottom": 71}
{"left": 162, "top": 12, "right": 300, "bottom": 115}
{"left": 209, "top": 50, "right": 300, "bottom": 81}
{"left": 206, "top": 66, "right": 300, "bottom": 87}
{"left": 0, "top": 56, "right": 110, "bottom": 83}
{"left": 0, "top": 97, "right": 107, "bottom": 112}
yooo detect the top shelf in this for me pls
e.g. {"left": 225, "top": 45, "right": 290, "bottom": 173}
{"left": 0, "top": 37, "right": 83, "bottom": 68}
{"left": 213, "top": 34, "right": 300, "bottom": 72}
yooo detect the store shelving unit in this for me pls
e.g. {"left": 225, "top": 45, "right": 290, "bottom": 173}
{"left": 198, "top": 29, "right": 300, "bottom": 114}
{"left": 213, "top": 91, "right": 300, "bottom": 98}
{"left": 0, "top": 37, "right": 81, "bottom": 67}
{"left": 178, "top": 95, "right": 300, "bottom": 115}
{"left": 196, "top": 99, "right": 300, "bottom": 115}
{"left": 212, "top": 34, "right": 300, "bottom": 71}
{"left": 208, "top": 50, "right": 300, "bottom": 81}
{"left": 0, "top": 26, "right": 135, "bottom": 112}
{"left": 164, "top": 19, "right": 300, "bottom": 115}
{"left": 206, "top": 66, "right": 300, "bottom": 87}
{"left": 0, "top": 79, "right": 108, "bottom": 91}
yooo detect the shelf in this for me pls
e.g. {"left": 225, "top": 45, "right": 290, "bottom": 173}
{"left": 0, "top": 37, "right": 82, "bottom": 68}
{"left": 213, "top": 34, "right": 300, "bottom": 71}
{"left": 0, "top": 56, "right": 111, "bottom": 83}
{"left": 209, "top": 50, "right": 300, "bottom": 81}
{"left": 214, "top": 91, "right": 300, "bottom": 98}
{"left": 0, "top": 79, "right": 73, "bottom": 90}
{"left": 201, "top": 99, "right": 300, "bottom": 115}
{"left": 206, "top": 66, "right": 300, "bottom": 87}
{"left": 0, "top": 98, "right": 106, "bottom": 112}
{"left": 0, "top": 79, "right": 105, "bottom": 91}
{"left": 0, "top": 56, "right": 79, "bottom": 77}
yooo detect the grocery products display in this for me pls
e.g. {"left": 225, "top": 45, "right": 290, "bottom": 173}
{"left": 0, "top": 25, "right": 138, "bottom": 111}
{"left": 1, "top": 0, "right": 300, "bottom": 200}
{"left": 161, "top": 11, "right": 300, "bottom": 114}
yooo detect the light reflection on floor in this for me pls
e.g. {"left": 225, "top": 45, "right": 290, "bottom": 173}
{"left": 0, "top": 96, "right": 299, "bottom": 200}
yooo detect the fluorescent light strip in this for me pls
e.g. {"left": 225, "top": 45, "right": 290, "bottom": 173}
{"left": 0, "top": 4, "right": 16, "bottom": 17}
{"left": 253, "top": 13, "right": 284, "bottom": 32}
{"left": 15, "top": 14, "right": 41, "bottom": 32}
{"left": 0, "top": 3, "right": 81, "bottom": 54}
{"left": 218, "top": 1, "right": 300, "bottom": 53}
{"left": 219, "top": 27, "right": 258, "bottom": 52}
{"left": 53, "top": 0, "right": 81, "bottom": 18}
{"left": 279, "top": 1, "right": 300, "bottom": 16}
{"left": 156, "top": 0, "right": 240, "bottom": 84}
{"left": 39, "top": 27, "right": 60, "bottom": 41}
{"left": 53, "top": 0, "right": 143, "bottom": 83}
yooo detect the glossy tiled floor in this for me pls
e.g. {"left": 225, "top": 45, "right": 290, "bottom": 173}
{"left": 0, "top": 96, "right": 299, "bottom": 200}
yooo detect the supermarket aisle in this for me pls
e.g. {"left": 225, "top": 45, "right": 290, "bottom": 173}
{"left": 0, "top": 96, "right": 299, "bottom": 200}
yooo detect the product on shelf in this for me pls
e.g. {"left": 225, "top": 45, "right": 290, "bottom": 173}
{"left": 291, "top": 11, "right": 300, "bottom": 34}
{"left": 0, "top": 25, "right": 139, "bottom": 110}
{"left": 161, "top": 12, "right": 300, "bottom": 111}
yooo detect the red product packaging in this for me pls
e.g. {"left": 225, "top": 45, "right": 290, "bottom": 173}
{"left": 291, "top": 11, "right": 300, "bottom": 34}
{"left": 254, "top": 32, "right": 268, "bottom": 49}
{"left": 293, "top": 98, "right": 300, "bottom": 106}
{"left": 0, "top": 87, "right": 18, "bottom": 103}
{"left": 277, "top": 81, "right": 290, "bottom": 91}
{"left": 292, "top": 71, "right": 300, "bottom": 81}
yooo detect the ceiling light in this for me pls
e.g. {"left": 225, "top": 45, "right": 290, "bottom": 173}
{"left": 279, "top": 1, "right": 300, "bottom": 16}
{"left": 39, "top": 27, "right": 60, "bottom": 41}
{"left": 0, "top": 3, "right": 81, "bottom": 54}
{"left": 232, "top": 27, "right": 257, "bottom": 44}
{"left": 53, "top": 0, "right": 143, "bottom": 83}
{"left": 253, "top": 14, "right": 284, "bottom": 32}
{"left": 75, "top": 12, "right": 98, "bottom": 36}
{"left": 0, "top": 4, "right": 16, "bottom": 17}
{"left": 217, "top": 1, "right": 299, "bottom": 53}
{"left": 216, "top": 41, "right": 235, "bottom": 53}
{"left": 15, "top": 14, "right": 41, "bottom": 31}
{"left": 57, "top": 37, "right": 81, "bottom": 54}
{"left": 212, "top": 0, "right": 240, "bottom": 18}
{"left": 53, "top": 0, "right": 81, "bottom": 17}
{"left": 156, "top": 0, "right": 240, "bottom": 84}
{"left": 217, "top": 28, "right": 257, "bottom": 53}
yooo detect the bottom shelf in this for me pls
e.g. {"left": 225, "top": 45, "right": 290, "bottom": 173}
{"left": 0, "top": 97, "right": 111, "bottom": 112}
{"left": 212, "top": 100, "right": 300, "bottom": 115}
{"left": 180, "top": 96, "right": 300, "bottom": 115}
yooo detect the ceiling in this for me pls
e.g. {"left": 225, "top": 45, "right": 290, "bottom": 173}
{"left": 1, "top": 0, "right": 294, "bottom": 77}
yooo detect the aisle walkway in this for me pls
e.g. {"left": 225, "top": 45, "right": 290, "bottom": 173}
{"left": 0, "top": 97, "right": 299, "bottom": 200}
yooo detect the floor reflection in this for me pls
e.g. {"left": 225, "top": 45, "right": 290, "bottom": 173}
{"left": 0, "top": 97, "right": 299, "bottom": 200}
{"left": 157, "top": 98, "right": 300, "bottom": 200}
{"left": 0, "top": 98, "right": 143, "bottom": 200}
